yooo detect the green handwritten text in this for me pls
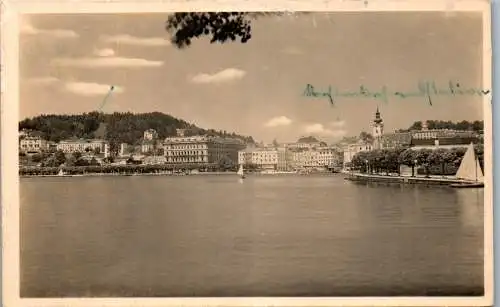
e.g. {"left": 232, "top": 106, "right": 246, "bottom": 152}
{"left": 302, "top": 81, "right": 491, "bottom": 106}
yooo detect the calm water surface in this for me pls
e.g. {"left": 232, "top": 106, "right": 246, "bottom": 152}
{"left": 20, "top": 174, "right": 484, "bottom": 297}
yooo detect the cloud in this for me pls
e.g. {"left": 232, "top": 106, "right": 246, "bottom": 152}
{"left": 304, "top": 123, "right": 347, "bottom": 138}
{"left": 20, "top": 18, "right": 78, "bottom": 38}
{"left": 281, "top": 47, "right": 302, "bottom": 55}
{"left": 94, "top": 48, "right": 115, "bottom": 57}
{"left": 26, "top": 76, "right": 60, "bottom": 85}
{"left": 264, "top": 116, "right": 292, "bottom": 127}
{"left": 191, "top": 68, "right": 246, "bottom": 84}
{"left": 64, "top": 82, "right": 124, "bottom": 96}
{"left": 52, "top": 56, "right": 164, "bottom": 68}
{"left": 100, "top": 34, "right": 170, "bottom": 46}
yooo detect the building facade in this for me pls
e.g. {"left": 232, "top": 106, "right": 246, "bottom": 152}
{"left": 238, "top": 147, "right": 278, "bottom": 170}
{"left": 380, "top": 132, "right": 412, "bottom": 149}
{"left": 19, "top": 136, "right": 48, "bottom": 154}
{"left": 164, "top": 132, "right": 245, "bottom": 165}
{"left": 276, "top": 146, "right": 289, "bottom": 171}
{"left": 409, "top": 121, "right": 480, "bottom": 149}
{"left": 143, "top": 129, "right": 158, "bottom": 141}
{"left": 56, "top": 139, "right": 109, "bottom": 155}
{"left": 141, "top": 140, "right": 156, "bottom": 154}
{"left": 316, "top": 146, "right": 340, "bottom": 168}
{"left": 343, "top": 141, "right": 373, "bottom": 167}
{"left": 119, "top": 143, "right": 130, "bottom": 157}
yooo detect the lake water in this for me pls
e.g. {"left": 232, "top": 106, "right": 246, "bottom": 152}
{"left": 20, "top": 174, "right": 484, "bottom": 297}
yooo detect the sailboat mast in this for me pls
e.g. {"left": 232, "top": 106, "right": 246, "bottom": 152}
{"left": 475, "top": 156, "right": 478, "bottom": 182}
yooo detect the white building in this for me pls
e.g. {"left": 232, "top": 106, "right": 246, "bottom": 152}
{"left": 238, "top": 147, "right": 278, "bottom": 170}
{"left": 19, "top": 136, "right": 48, "bottom": 153}
{"left": 57, "top": 139, "right": 109, "bottom": 155}
{"left": 119, "top": 143, "right": 129, "bottom": 157}
{"left": 285, "top": 141, "right": 322, "bottom": 150}
{"left": 143, "top": 129, "right": 158, "bottom": 141}
{"left": 343, "top": 141, "right": 373, "bottom": 168}
{"left": 276, "top": 146, "right": 289, "bottom": 171}
{"left": 141, "top": 141, "right": 156, "bottom": 154}
{"left": 292, "top": 150, "right": 319, "bottom": 169}
{"left": 316, "top": 146, "right": 339, "bottom": 168}
{"left": 164, "top": 130, "right": 245, "bottom": 165}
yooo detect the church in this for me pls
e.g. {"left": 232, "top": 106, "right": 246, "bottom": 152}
{"left": 369, "top": 106, "right": 481, "bottom": 151}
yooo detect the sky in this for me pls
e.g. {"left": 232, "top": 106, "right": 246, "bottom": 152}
{"left": 19, "top": 12, "right": 485, "bottom": 143}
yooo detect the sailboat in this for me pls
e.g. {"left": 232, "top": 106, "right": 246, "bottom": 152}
{"left": 450, "top": 143, "right": 484, "bottom": 188}
{"left": 58, "top": 169, "right": 65, "bottom": 176}
{"left": 237, "top": 164, "right": 245, "bottom": 179}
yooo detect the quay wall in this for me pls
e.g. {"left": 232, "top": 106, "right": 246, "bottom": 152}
{"left": 344, "top": 173, "right": 466, "bottom": 186}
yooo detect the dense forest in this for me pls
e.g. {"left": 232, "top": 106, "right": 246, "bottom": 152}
{"left": 19, "top": 111, "right": 255, "bottom": 150}
{"left": 396, "top": 120, "right": 484, "bottom": 133}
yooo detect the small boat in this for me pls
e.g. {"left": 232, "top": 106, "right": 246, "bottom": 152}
{"left": 237, "top": 164, "right": 245, "bottom": 179}
{"left": 450, "top": 142, "right": 484, "bottom": 189}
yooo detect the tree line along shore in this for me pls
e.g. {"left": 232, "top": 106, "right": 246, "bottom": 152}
{"left": 19, "top": 163, "right": 237, "bottom": 177}
{"left": 347, "top": 144, "right": 484, "bottom": 176}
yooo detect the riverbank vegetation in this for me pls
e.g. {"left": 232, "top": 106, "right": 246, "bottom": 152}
{"left": 19, "top": 163, "right": 234, "bottom": 176}
{"left": 349, "top": 145, "right": 484, "bottom": 176}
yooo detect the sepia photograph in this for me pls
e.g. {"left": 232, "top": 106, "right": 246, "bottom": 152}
{"left": 1, "top": 0, "right": 493, "bottom": 306}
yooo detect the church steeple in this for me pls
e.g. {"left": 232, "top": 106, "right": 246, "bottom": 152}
{"left": 372, "top": 106, "right": 384, "bottom": 149}
{"left": 374, "top": 106, "right": 383, "bottom": 125}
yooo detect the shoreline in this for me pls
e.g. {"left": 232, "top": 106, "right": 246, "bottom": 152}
{"left": 19, "top": 171, "right": 341, "bottom": 179}
{"left": 343, "top": 172, "right": 480, "bottom": 186}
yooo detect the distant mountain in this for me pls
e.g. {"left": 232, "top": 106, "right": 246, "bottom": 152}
{"left": 19, "top": 111, "right": 255, "bottom": 150}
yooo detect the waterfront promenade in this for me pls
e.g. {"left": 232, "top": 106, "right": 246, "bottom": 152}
{"left": 344, "top": 171, "right": 476, "bottom": 186}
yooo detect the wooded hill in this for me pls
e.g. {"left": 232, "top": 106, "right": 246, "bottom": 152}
{"left": 19, "top": 111, "right": 255, "bottom": 148}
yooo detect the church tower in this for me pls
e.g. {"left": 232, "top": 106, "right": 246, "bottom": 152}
{"left": 372, "top": 107, "right": 384, "bottom": 149}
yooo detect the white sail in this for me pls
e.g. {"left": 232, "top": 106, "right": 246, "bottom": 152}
{"left": 455, "top": 143, "right": 484, "bottom": 182}
{"left": 237, "top": 164, "right": 244, "bottom": 176}
{"left": 58, "top": 169, "right": 64, "bottom": 176}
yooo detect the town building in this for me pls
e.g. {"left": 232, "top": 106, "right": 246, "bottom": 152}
{"left": 285, "top": 138, "right": 325, "bottom": 150}
{"left": 291, "top": 150, "right": 318, "bottom": 169}
{"left": 341, "top": 107, "right": 482, "bottom": 169}
{"left": 276, "top": 146, "right": 289, "bottom": 171}
{"left": 19, "top": 129, "right": 33, "bottom": 138}
{"left": 143, "top": 129, "right": 158, "bottom": 141}
{"left": 19, "top": 136, "right": 48, "bottom": 154}
{"left": 56, "top": 139, "right": 110, "bottom": 157}
{"left": 119, "top": 143, "right": 130, "bottom": 157}
{"left": 141, "top": 140, "right": 156, "bottom": 154}
{"left": 238, "top": 147, "right": 278, "bottom": 170}
{"left": 409, "top": 121, "right": 480, "bottom": 149}
{"left": 343, "top": 141, "right": 373, "bottom": 168}
{"left": 141, "top": 129, "right": 160, "bottom": 154}
{"left": 380, "top": 132, "right": 412, "bottom": 149}
{"left": 316, "top": 146, "right": 341, "bottom": 168}
{"left": 290, "top": 146, "right": 341, "bottom": 170}
{"left": 164, "top": 129, "right": 245, "bottom": 165}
